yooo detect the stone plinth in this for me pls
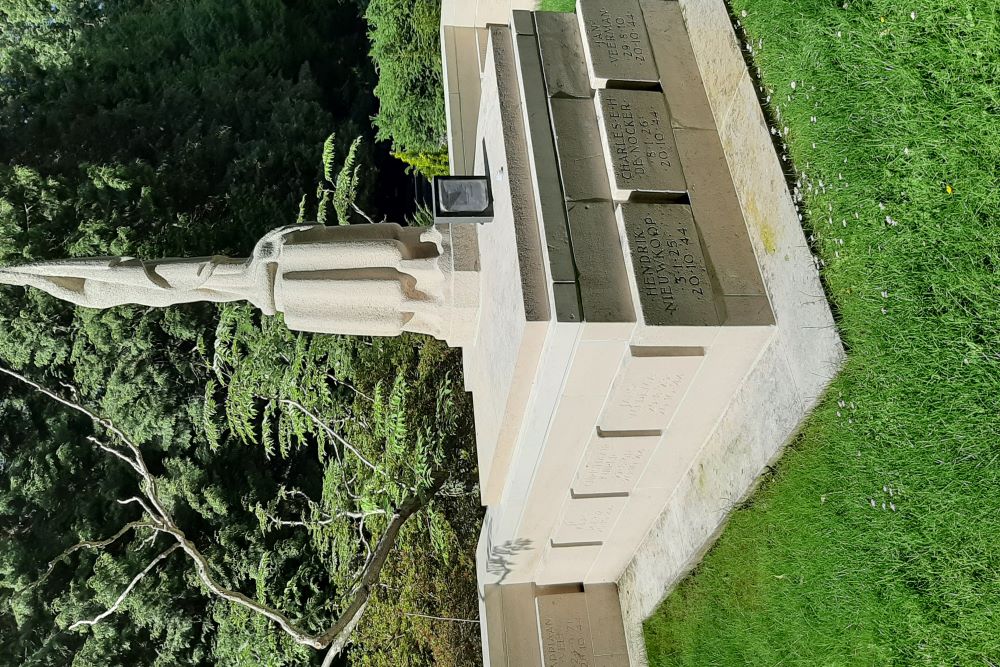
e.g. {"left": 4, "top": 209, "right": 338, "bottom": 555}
{"left": 455, "top": 5, "right": 843, "bottom": 667}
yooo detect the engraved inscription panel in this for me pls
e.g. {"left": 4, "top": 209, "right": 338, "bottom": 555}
{"left": 572, "top": 433, "right": 659, "bottom": 496}
{"left": 595, "top": 89, "right": 687, "bottom": 200}
{"left": 599, "top": 353, "right": 704, "bottom": 433}
{"left": 618, "top": 203, "right": 721, "bottom": 326}
{"left": 537, "top": 593, "right": 596, "bottom": 667}
{"left": 577, "top": 0, "right": 659, "bottom": 86}
{"left": 552, "top": 497, "right": 627, "bottom": 547}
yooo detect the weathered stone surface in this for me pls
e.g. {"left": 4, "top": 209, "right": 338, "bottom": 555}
{"left": 595, "top": 89, "right": 687, "bottom": 200}
{"left": 572, "top": 432, "right": 659, "bottom": 497}
{"left": 537, "top": 593, "right": 596, "bottom": 667}
{"left": 583, "top": 583, "right": 629, "bottom": 658}
{"left": 500, "top": 584, "right": 545, "bottom": 666}
{"left": 617, "top": 203, "right": 721, "bottom": 326}
{"left": 513, "top": 32, "right": 578, "bottom": 284}
{"left": 672, "top": 127, "right": 769, "bottom": 304}
{"left": 577, "top": 0, "right": 658, "bottom": 87}
{"left": 490, "top": 25, "right": 550, "bottom": 322}
{"left": 554, "top": 282, "right": 583, "bottom": 323}
{"left": 639, "top": 0, "right": 716, "bottom": 130}
{"left": 566, "top": 201, "right": 636, "bottom": 323}
{"left": 512, "top": 9, "right": 535, "bottom": 35}
{"left": 535, "top": 11, "right": 593, "bottom": 99}
{"left": 599, "top": 350, "right": 705, "bottom": 433}
{"left": 550, "top": 98, "right": 613, "bottom": 202}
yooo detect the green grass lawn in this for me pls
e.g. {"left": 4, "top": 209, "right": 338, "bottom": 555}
{"left": 641, "top": 1, "right": 1000, "bottom": 665}
{"left": 540, "top": 0, "right": 1000, "bottom": 664}
{"left": 538, "top": 0, "right": 575, "bottom": 11}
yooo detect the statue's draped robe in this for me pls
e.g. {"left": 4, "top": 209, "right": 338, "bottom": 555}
{"left": 0, "top": 224, "right": 450, "bottom": 339}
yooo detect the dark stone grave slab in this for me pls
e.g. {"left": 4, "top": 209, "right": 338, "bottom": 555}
{"left": 617, "top": 203, "right": 721, "bottom": 326}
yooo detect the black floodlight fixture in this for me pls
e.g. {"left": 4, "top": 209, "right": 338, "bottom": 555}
{"left": 432, "top": 176, "right": 494, "bottom": 224}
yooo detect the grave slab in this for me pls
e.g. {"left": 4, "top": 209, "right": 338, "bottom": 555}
{"left": 595, "top": 89, "right": 687, "bottom": 200}
{"left": 616, "top": 203, "right": 721, "bottom": 326}
{"left": 537, "top": 593, "right": 596, "bottom": 667}
{"left": 577, "top": 0, "right": 658, "bottom": 88}
{"left": 599, "top": 349, "right": 705, "bottom": 433}
{"left": 572, "top": 432, "right": 660, "bottom": 497}
{"left": 552, "top": 496, "right": 628, "bottom": 548}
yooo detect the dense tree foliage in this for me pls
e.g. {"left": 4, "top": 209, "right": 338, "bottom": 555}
{"left": 0, "top": 2, "right": 480, "bottom": 665}
{"left": 363, "top": 0, "right": 449, "bottom": 176}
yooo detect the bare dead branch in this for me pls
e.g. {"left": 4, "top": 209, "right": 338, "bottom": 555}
{"left": 70, "top": 543, "right": 180, "bottom": 630}
{"left": 404, "top": 612, "right": 480, "bottom": 624}
{"left": 32, "top": 521, "right": 151, "bottom": 590}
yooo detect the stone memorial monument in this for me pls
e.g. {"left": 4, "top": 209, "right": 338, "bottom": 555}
{"left": 439, "top": 0, "right": 842, "bottom": 665}
{"left": 3, "top": 0, "right": 844, "bottom": 664}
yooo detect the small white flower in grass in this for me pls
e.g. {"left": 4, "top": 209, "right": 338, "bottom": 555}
{"left": 812, "top": 142, "right": 817, "bottom": 149}
{"left": 790, "top": 80, "right": 797, "bottom": 89}
{"left": 742, "top": 9, "right": 748, "bottom": 17}
{"left": 886, "top": 215, "right": 898, "bottom": 226}
{"left": 882, "top": 502, "right": 887, "bottom": 510}
{"left": 842, "top": 220, "right": 847, "bottom": 227}
{"left": 883, "top": 485, "right": 888, "bottom": 493}
{"left": 904, "top": 147, "right": 910, "bottom": 155}
{"left": 890, "top": 502, "right": 897, "bottom": 511}
{"left": 771, "top": 126, "right": 778, "bottom": 135}
{"left": 911, "top": 11, "right": 916, "bottom": 20}
{"left": 869, "top": 498, "right": 876, "bottom": 508}
{"left": 821, "top": 495, "right": 827, "bottom": 503}
{"left": 881, "top": 307, "right": 888, "bottom": 315}
{"left": 879, "top": 202, "right": 885, "bottom": 210}
{"left": 811, "top": 115, "right": 817, "bottom": 123}
{"left": 837, "top": 30, "right": 842, "bottom": 38}
{"left": 881, "top": 290, "right": 889, "bottom": 298}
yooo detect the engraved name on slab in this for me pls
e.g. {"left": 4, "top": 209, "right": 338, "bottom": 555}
{"left": 617, "top": 203, "right": 721, "bottom": 326}
{"left": 599, "top": 352, "right": 705, "bottom": 433}
{"left": 595, "top": 89, "right": 687, "bottom": 200}
{"left": 572, "top": 433, "right": 660, "bottom": 497}
{"left": 552, "top": 497, "right": 627, "bottom": 547}
{"left": 577, "top": 0, "right": 658, "bottom": 87}
{"left": 537, "top": 593, "right": 596, "bottom": 667}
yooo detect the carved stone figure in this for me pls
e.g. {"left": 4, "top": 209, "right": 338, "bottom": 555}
{"left": 0, "top": 224, "right": 479, "bottom": 346}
